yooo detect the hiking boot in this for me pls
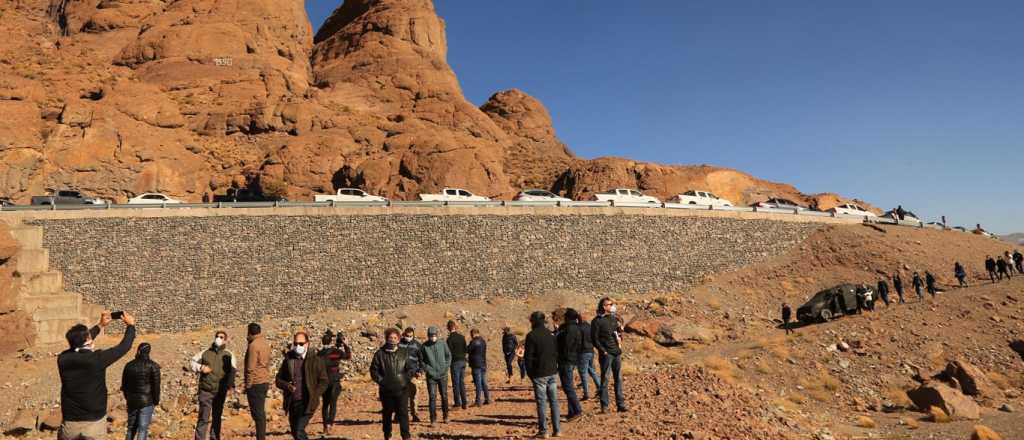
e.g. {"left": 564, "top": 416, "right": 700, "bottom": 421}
{"left": 552, "top": 432, "right": 562, "bottom": 438}
{"left": 566, "top": 413, "right": 582, "bottom": 422}
{"left": 617, "top": 405, "right": 629, "bottom": 413}
{"left": 599, "top": 407, "right": 609, "bottom": 415}
{"left": 484, "top": 400, "right": 492, "bottom": 405}
{"left": 534, "top": 432, "right": 550, "bottom": 439}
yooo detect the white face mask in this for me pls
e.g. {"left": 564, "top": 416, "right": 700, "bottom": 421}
{"left": 213, "top": 337, "right": 225, "bottom": 347}
{"left": 294, "top": 345, "right": 307, "bottom": 356}
{"left": 609, "top": 304, "right": 618, "bottom": 314}
{"left": 429, "top": 336, "right": 438, "bottom": 343}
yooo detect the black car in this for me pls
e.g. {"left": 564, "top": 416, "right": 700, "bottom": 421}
{"left": 797, "top": 284, "right": 869, "bottom": 323}
{"left": 212, "top": 188, "right": 287, "bottom": 203}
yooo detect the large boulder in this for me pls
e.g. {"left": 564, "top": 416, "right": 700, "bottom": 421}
{"left": 937, "top": 359, "right": 997, "bottom": 398}
{"left": 625, "top": 318, "right": 719, "bottom": 347}
{"left": 906, "top": 381, "right": 981, "bottom": 420}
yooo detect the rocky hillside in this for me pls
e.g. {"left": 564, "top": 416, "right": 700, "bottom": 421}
{"left": 0, "top": 0, "right": 871, "bottom": 210}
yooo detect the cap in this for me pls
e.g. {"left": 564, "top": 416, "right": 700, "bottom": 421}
{"left": 427, "top": 326, "right": 439, "bottom": 336}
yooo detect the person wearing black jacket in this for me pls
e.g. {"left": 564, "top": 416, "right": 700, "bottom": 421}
{"left": 556, "top": 308, "right": 584, "bottom": 420}
{"left": 781, "top": 303, "right": 793, "bottom": 335}
{"left": 925, "top": 272, "right": 937, "bottom": 297}
{"left": 893, "top": 272, "right": 905, "bottom": 304}
{"left": 398, "top": 327, "right": 423, "bottom": 423}
{"left": 500, "top": 328, "right": 522, "bottom": 383}
{"left": 275, "top": 332, "right": 329, "bottom": 440}
{"left": 911, "top": 272, "right": 924, "bottom": 300}
{"left": 318, "top": 331, "right": 352, "bottom": 435}
{"left": 954, "top": 262, "right": 968, "bottom": 287}
{"left": 985, "top": 256, "right": 997, "bottom": 283}
{"left": 446, "top": 320, "right": 469, "bottom": 410}
{"left": 1014, "top": 250, "right": 1023, "bottom": 274}
{"left": 592, "top": 297, "right": 627, "bottom": 413}
{"left": 122, "top": 343, "right": 160, "bottom": 440}
{"left": 467, "top": 329, "right": 491, "bottom": 406}
{"left": 997, "top": 257, "right": 1011, "bottom": 280}
{"left": 876, "top": 278, "right": 891, "bottom": 306}
{"left": 370, "top": 328, "right": 416, "bottom": 440}
{"left": 575, "top": 312, "right": 601, "bottom": 401}
{"left": 58, "top": 311, "right": 137, "bottom": 440}
{"left": 524, "top": 311, "right": 560, "bottom": 438}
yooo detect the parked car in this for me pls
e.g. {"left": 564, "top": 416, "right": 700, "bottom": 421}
{"left": 883, "top": 209, "right": 920, "bottom": 222}
{"left": 213, "top": 188, "right": 287, "bottom": 203}
{"left": 31, "top": 190, "right": 107, "bottom": 206}
{"left": 828, "top": 203, "right": 877, "bottom": 217}
{"left": 751, "top": 198, "right": 807, "bottom": 211}
{"left": 0, "top": 197, "right": 14, "bottom": 207}
{"left": 591, "top": 188, "right": 661, "bottom": 204}
{"left": 127, "top": 193, "right": 183, "bottom": 205}
{"left": 797, "top": 284, "right": 870, "bottom": 323}
{"left": 513, "top": 189, "right": 571, "bottom": 202}
{"left": 668, "top": 190, "right": 733, "bottom": 207}
{"left": 418, "top": 188, "right": 491, "bottom": 202}
{"left": 952, "top": 226, "right": 968, "bottom": 232}
{"left": 314, "top": 188, "right": 387, "bottom": 203}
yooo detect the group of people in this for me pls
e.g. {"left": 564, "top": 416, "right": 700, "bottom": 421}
{"left": 55, "top": 297, "right": 630, "bottom": 440}
{"left": 985, "top": 250, "right": 1022, "bottom": 283}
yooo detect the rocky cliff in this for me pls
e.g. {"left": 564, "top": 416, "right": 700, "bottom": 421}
{"left": 0, "top": 0, "right": 871, "bottom": 210}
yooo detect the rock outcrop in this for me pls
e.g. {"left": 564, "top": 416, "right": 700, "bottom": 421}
{"left": 0, "top": 0, "right": 872, "bottom": 208}
{"left": 907, "top": 381, "right": 981, "bottom": 420}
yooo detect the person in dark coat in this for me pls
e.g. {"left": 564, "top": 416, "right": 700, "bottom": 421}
{"left": 58, "top": 311, "right": 137, "bottom": 440}
{"left": 912, "top": 272, "right": 924, "bottom": 300}
{"left": 997, "top": 257, "right": 1011, "bottom": 280}
{"left": 275, "top": 332, "right": 329, "bottom": 440}
{"left": 954, "top": 262, "right": 968, "bottom": 287}
{"left": 985, "top": 256, "right": 998, "bottom": 283}
{"left": 1014, "top": 250, "right": 1024, "bottom": 274}
{"left": 500, "top": 328, "right": 522, "bottom": 383}
{"left": 467, "top": 329, "right": 491, "bottom": 406}
{"left": 398, "top": 327, "right": 423, "bottom": 423}
{"left": 555, "top": 308, "right": 584, "bottom": 420}
{"left": 318, "top": 331, "right": 352, "bottom": 434}
{"left": 893, "top": 272, "right": 906, "bottom": 304}
{"left": 925, "top": 272, "right": 937, "bottom": 297}
{"left": 781, "top": 303, "right": 793, "bottom": 335}
{"left": 575, "top": 312, "right": 601, "bottom": 401}
{"left": 524, "top": 311, "right": 560, "bottom": 438}
{"left": 876, "top": 278, "right": 891, "bottom": 306}
{"left": 122, "top": 343, "right": 161, "bottom": 440}
{"left": 418, "top": 326, "right": 452, "bottom": 426}
{"left": 592, "top": 297, "right": 627, "bottom": 413}
{"left": 370, "top": 328, "right": 416, "bottom": 440}
{"left": 446, "top": 320, "right": 469, "bottom": 410}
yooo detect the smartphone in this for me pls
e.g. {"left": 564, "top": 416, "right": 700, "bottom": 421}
{"left": 111, "top": 311, "right": 124, "bottom": 320}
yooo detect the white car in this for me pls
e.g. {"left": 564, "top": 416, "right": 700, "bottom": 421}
{"left": 829, "top": 203, "right": 877, "bottom": 217}
{"left": 513, "top": 189, "right": 571, "bottom": 202}
{"left": 127, "top": 193, "right": 182, "bottom": 204}
{"left": 314, "top": 188, "right": 387, "bottom": 203}
{"left": 751, "top": 198, "right": 807, "bottom": 211}
{"left": 418, "top": 188, "right": 491, "bottom": 202}
{"left": 591, "top": 188, "right": 661, "bottom": 205}
{"left": 668, "top": 190, "right": 733, "bottom": 207}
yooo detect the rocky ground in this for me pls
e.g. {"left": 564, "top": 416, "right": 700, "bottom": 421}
{"left": 0, "top": 225, "right": 1021, "bottom": 439}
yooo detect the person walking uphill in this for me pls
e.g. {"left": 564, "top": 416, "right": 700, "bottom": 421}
{"left": 122, "top": 343, "right": 160, "bottom": 440}
{"left": 592, "top": 297, "right": 628, "bottom": 414}
{"left": 398, "top": 327, "right": 423, "bottom": 423}
{"left": 525, "top": 311, "right": 561, "bottom": 438}
{"left": 371, "top": 328, "right": 416, "bottom": 440}
{"left": 997, "top": 257, "right": 1011, "bottom": 280}
{"left": 911, "top": 272, "right": 924, "bottom": 301}
{"left": 501, "top": 327, "right": 523, "bottom": 383}
{"left": 318, "top": 331, "right": 352, "bottom": 435}
{"left": 893, "top": 272, "right": 906, "bottom": 304}
{"left": 467, "top": 329, "right": 491, "bottom": 406}
{"left": 446, "top": 320, "right": 469, "bottom": 410}
{"left": 1014, "top": 250, "right": 1023, "bottom": 274}
{"left": 556, "top": 308, "right": 584, "bottom": 421}
{"left": 925, "top": 272, "right": 937, "bottom": 297}
{"left": 876, "top": 278, "right": 891, "bottom": 307}
{"left": 244, "top": 323, "right": 271, "bottom": 440}
{"left": 418, "top": 326, "right": 452, "bottom": 426}
{"left": 575, "top": 312, "right": 601, "bottom": 401}
{"left": 985, "top": 256, "right": 998, "bottom": 283}
{"left": 781, "top": 303, "right": 793, "bottom": 335}
{"left": 954, "top": 262, "right": 968, "bottom": 288}
{"left": 275, "top": 332, "right": 329, "bottom": 440}
{"left": 59, "top": 311, "right": 137, "bottom": 440}
{"left": 191, "top": 330, "right": 237, "bottom": 440}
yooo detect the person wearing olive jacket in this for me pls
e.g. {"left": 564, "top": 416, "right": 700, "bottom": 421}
{"left": 190, "top": 330, "right": 237, "bottom": 440}
{"left": 122, "top": 343, "right": 161, "bottom": 440}
{"left": 371, "top": 328, "right": 417, "bottom": 440}
{"left": 591, "top": 297, "right": 628, "bottom": 413}
{"left": 418, "top": 326, "right": 452, "bottom": 426}
{"left": 275, "top": 332, "right": 329, "bottom": 440}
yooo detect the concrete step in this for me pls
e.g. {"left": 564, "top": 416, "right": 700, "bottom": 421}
{"left": 19, "top": 292, "right": 82, "bottom": 318}
{"left": 14, "top": 249, "right": 49, "bottom": 273}
{"left": 8, "top": 225, "right": 43, "bottom": 250}
{"left": 35, "top": 318, "right": 88, "bottom": 345}
{"left": 18, "top": 271, "right": 63, "bottom": 295}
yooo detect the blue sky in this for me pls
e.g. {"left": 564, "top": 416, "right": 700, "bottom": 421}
{"left": 307, "top": 1, "right": 1023, "bottom": 234}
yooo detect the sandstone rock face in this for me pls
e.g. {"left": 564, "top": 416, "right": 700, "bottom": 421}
{"left": 0, "top": 223, "right": 34, "bottom": 355}
{"left": 907, "top": 381, "right": 981, "bottom": 420}
{"left": 0, "top": 0, "right": 871, "bottom": 206}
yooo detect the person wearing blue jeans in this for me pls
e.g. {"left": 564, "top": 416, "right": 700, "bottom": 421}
{"left": 418, "top": 326, "right": 452, "bottom": 426}
{"left": 121, "top": 343, "right": 161, "bottom": 440}
{"left": 446, "top": 321, "right": 469, "bottom": 410}
{"left": 556, "top": 308, "right": 583, "bottom": 420}
{"left": 575, "top": 312, "right": 601, "bottom": 400}
{"left": 126, "top": 405, "right": 155, "bottom": 440}
{"left": 592, "top": 297, "right": 627, "bottom": 413}
{"left": 524, "top": 311, "right": 561, "bottom": 438}
{"left": 467, "top": 329, "right": 491, "bottom": 405}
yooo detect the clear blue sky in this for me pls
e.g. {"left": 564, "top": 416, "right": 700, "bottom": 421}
{"left": 307, "top": 1, "right": 1023, "bottom": 234}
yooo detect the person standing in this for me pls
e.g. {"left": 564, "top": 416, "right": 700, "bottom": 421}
{"left": 467, "top": 329, "right": 491, "bottom": 406}
{"left": 925, "top": 272, "right": 937, "bottom": 297}
{"left": 318, "top": 331, "right": 352, "bottom": 434}
{"left": 370, "top": 328, "right": 416, "bottom": 440}
{"left": 418, "top": 326, "right": 452, "bottom": 426}
{"left": 58, "top": 311, "right": 137, "bottom": 440}
{"left": 1014, "top": 250, "right": 1023, "bottom": 274}
{"left": 524, "top": 311, "right": 561, "bottom": 439}
{"left": 122, "top": 343, "right": 160, "bottom": 440}
{"left": 244, "top": 323, "right": 271, "bottom": 440}
{"left": 781, "top": 303, "right": 793, "bottom": 335}
{"left": 398, "top": 327, "right": 423, "bottom": 423}
{"left": 893, "top": 272, "right": 906, "bottom": 304}
{"left": 876, "top": 278, "right": 891, "bottom": 306}
{"left": 501, "top": 327, "right": 520, "bottom": 384}
{"left": 911, "top": 272, "right": 924, "bottom": 300}
{"left": 1006, "top": 251, "right": 1017, "bottom": 274}
{"left": 275, "top": 331, "right": 329, "bottom": 440}
{"left": 446, "top": 320, "right": 469, "bottom": 410}
{"left": 575, "top": 312, "right": 601, "bottom": 401}
{"left": 556, "top": 308, "right": 584, "bottom": 421}
{"left": 954, "top": 262, "right": 968, "bottom": 288}
{"left": 592, "top": 297, "right": 628, "bottom": 414}
{"left": 997, "top": 257, "right": 1012, "bottom": 280}
{"left": 190, "top": 330, "right": 236, "bottom": 440}
{"left": 985, "top": 256, "right": 998, "bottom": 283}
